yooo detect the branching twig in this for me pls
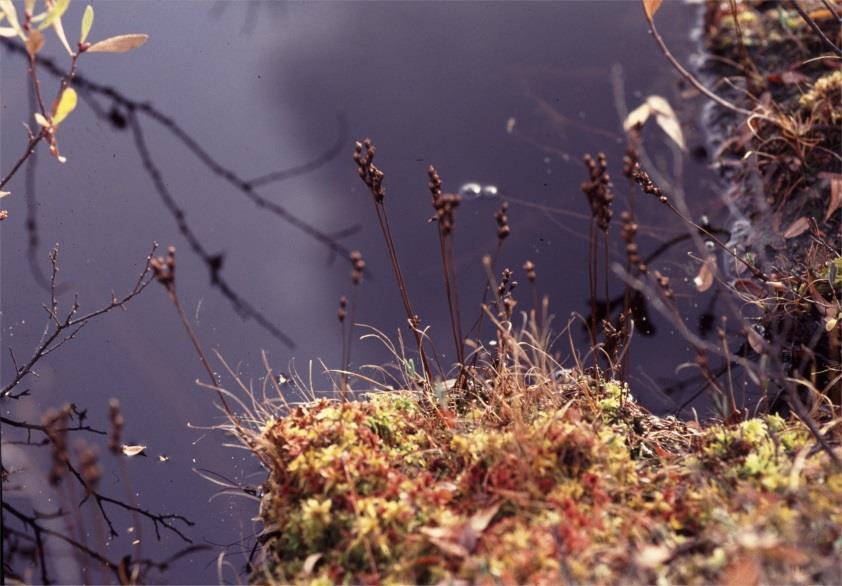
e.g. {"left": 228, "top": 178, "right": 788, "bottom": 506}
{"left": 128, "top": 113, "right": 296, "bottom": 348}
{"left": 65, "top": 459, "right": 195, "bottom": 543}
{"left": 1, "top": 245, "right": 157, "bottom": 398}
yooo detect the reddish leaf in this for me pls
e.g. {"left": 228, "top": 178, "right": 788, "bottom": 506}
{"left": 780, "top": 70, "right": 810, "bottom": 84}
{"left": 722, "top": 556, "right": 761, "bottom": 586}
{"left": 733, "top": 279, "right": 766, "bottom": 299}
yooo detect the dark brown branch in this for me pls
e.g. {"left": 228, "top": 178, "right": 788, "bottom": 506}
{"left": 3, "top": 501, "right": 119, "bottom": 576}
{"left": 1, "top": 37, "right": 359, "bottom": 267}
{"left": 128, "top": 113, "right": 296, "bottom": 348}
{"left": 65, "top": 460, "right": 194, "bottom": 543}
{"left": 0, "top": 133, "right": 43, "bottom": 191}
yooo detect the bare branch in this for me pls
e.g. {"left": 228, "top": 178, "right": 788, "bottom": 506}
{"left": 1, "top": 245, "right": 157, "bottom": 398}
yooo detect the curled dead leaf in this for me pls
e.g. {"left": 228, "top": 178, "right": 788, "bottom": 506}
{"left": 121, "top": 444, "right": 147, "bottom": 457}
{"left": 635, "top": 544, "right": 671, "bottom": 569}
{"left": 623, "top": 95, "right": 685, "bottom": 150}
{"left": 722, "top": 556, "right": 761, "bottom": 586}
{"left": 693, "top": 256, "right": 717, "bottom": 292}
{"left": 819, "top": 172, "right": 841, "bottom": 223}
{"left": 419, "top": 527, "right": 470, "bottom": 558}
{"left": 643, "top": 0, "right": 663, "bottom": 20}
{"left": 25, "top": 28, "right": 44, "bottom": 56}
{"left": 468, "top": 502, "right": 500, "bottom": 533}
{"left": 783, "top": 216, "right": 810, "bottom": 239}
{"left": 302, "top": 553, "right": 323, "bottom": 575}
{"left": 747, "top": 328, "right": 765, "bottom": 354}
{"left": 732, "top": 279, "right": 766, "bottom": 299}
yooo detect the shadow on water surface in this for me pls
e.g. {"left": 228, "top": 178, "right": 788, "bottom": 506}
{"left": 1, "top": 1, "right": 729, "bottom": 582}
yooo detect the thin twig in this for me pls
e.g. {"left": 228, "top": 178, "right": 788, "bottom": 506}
{"left": 642, "top": 4, "right": 754, "bottom": 117}
{"left": 790, "top": 0, "right": 842, "bottom": 57}
{"left": 1, "top": 245, "right": 157, "bottom": 398}
{"left": 128, "top": 112, "right": 296, "bottom": 348}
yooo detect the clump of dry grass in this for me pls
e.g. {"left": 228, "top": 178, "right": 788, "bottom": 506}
{"left": 229, "top": 310, "right": 841, "bottom": 585}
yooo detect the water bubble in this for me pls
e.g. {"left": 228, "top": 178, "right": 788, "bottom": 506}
{"left": 458, "top": 182, "right": 482, "bottom": 198}
{"left": 459, "top": 183, "right": 500, "bottom": 200}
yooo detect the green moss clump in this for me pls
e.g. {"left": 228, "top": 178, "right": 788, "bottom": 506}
{"left": 251, "top": 382, "right": 841, "bottom": 585}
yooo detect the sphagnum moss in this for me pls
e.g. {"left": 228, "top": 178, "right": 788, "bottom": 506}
{"left": 250, "top": 379, "right": 841, "bottom": 585}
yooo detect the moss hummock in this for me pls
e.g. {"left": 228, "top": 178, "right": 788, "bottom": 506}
{"left": 251, "top": 380, "right": 841, "bottom": 584}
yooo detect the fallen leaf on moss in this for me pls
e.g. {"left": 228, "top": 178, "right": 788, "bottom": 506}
{"left": 722, "top": 556, "right": 761, "bottom": 586}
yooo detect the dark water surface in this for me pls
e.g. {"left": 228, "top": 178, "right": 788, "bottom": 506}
{"left": 2, "top": 2, "right": 726, "bottom": 583}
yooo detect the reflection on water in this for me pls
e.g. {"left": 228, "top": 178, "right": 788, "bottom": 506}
{"left": 1, "top": 1, "right": 723, "bottom": 582}
{"left": 459, "top": 182, "right": 500, "bottom": 200}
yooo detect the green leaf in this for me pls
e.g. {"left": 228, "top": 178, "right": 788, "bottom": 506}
{"left": 52, "top": 87, "right": 77, "bottom": 126}
{"left": 86, "top": 33, "right": 148, "bottom": 53}
{"left": 37, "top": 0, "right": 70, "bottom": 31}
{"left": 80, "top": 4, "right": 93, "bottom": 43}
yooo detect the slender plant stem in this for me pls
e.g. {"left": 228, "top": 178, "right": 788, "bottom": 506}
{"left": 790, "top": 0, "right": 842, "bottom": 57}
{"left": 643, "top": 4, "right": 754, "bottom": 116}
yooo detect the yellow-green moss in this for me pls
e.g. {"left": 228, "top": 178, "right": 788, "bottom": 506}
{"left": 251, "top": 383, "right": 841, "bottom": 585}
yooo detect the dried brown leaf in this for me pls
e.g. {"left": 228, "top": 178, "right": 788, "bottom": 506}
{"left": 765, "top": 545, "right": 809, "bottom": 565}
{"left": 783, "top": 216, "right": 810, "bottom": 239}
{"left": 693, "top": 256, "right": 717, "bottom": 292}
{"left": 87, "top": 33, "right": 148, "bottom": 54}
{"left": 643, "top": 0, "right": 663, "bottom": 20}
{"left": 302, "top": 553, "right": 322, "bottom": 575}
{"left": 647, "top": 96, "right": 686, "bottom": 150}
{"left": 747, "top": 328, "right": 765, "bottom": 354}
{"left": 468, "top": 502, "right": 500, "bottom": 533}
{"left": 819, "top": 173, "right": 842, "bottom": 222}
{"left": 121, "top": 444, "right": 147, "bottom": 457}
{"left": 25, "top": 28, "right": 44, "bottom": 56}
{"left": 722, "top": 556, "right": 761, "bottom": 586}
{"left": 635, "top": 544, "right": 671, "bottom": 569}
{"left": 623, "top": 102, "right": 652, "bottom": 132}
{"left": 732, "top": 279, "right": 766, "bottom": 299}
{"left": 623, "top": 95, "right": 685, "bottom": 150}
{"left": 780, "top": 70, "right": 810, "bottom": 84}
